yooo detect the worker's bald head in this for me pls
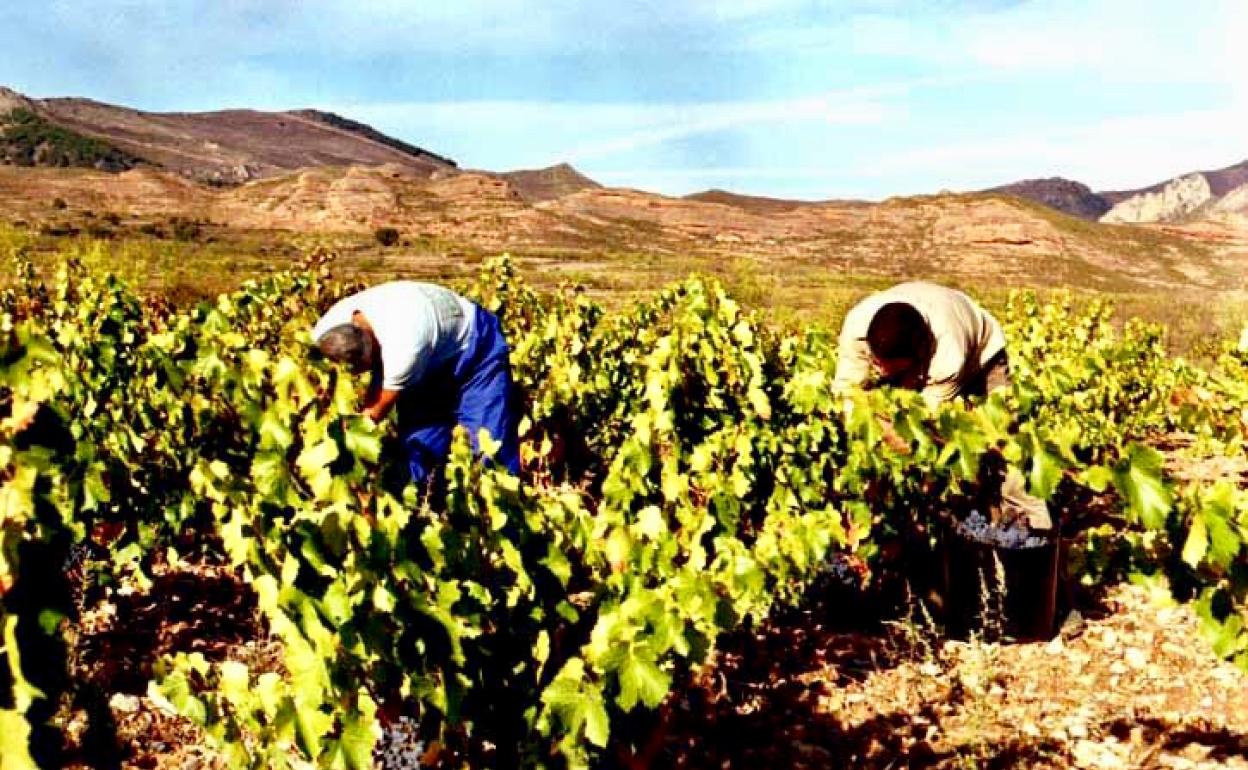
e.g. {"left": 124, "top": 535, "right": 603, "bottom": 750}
{"left": 317, "top": 323, "right": 376, "bottom": 374}
{"left": 867, "top": 302, "right": 931, "bottom": 366}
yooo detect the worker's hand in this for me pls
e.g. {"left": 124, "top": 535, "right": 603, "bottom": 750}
{"left": 879, "top": 417, "right": 910, "bottom": 455}
{"left": 360, "top": 387, "right": 400, "bottom": 423}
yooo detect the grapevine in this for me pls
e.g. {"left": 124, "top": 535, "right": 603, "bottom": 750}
{"left": 0, "top": 251, "right": 1245, "bottom": 769}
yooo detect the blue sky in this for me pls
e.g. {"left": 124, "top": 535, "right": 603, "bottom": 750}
{"left": 1, "top": 0, "right": 1245, "bottom": 200}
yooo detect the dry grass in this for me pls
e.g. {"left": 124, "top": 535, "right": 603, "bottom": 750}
{"left": 3, "top": 221, "right": 1247, "bottom": 356}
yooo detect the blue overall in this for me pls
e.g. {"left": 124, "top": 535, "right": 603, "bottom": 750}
{"left": 396, "top": 305, "right": 520, "bottom": 483}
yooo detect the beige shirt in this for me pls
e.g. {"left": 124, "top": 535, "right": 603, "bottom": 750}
{"left": 833, "top": 282, "right": 1006, "bottom": 406}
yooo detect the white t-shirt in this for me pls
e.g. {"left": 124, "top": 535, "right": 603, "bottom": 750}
{"left": 833, "top": 282, "right": 1006, "bottom": 406}
{"left": 312, "top": 281, "right": 476, "bottom": 391}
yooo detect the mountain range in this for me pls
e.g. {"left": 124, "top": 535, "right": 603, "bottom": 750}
{"left": 2, "top": 86, "right": 1246, "bottom": 294}
{"left": 985, "top": 161, "right": 1248, "bottom": 225}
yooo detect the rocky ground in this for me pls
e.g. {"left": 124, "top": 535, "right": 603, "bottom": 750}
{"left": 660, "top": 582, "right": 1248, "bottom": 770}
{"left": 49, "top": 552, "right": 1248, "bottom": 770}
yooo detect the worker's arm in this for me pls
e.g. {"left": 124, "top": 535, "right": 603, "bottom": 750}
{"left": 833, "top": 335, "right": 876, "bottom": 397}
{"left": 362, "top": 387, "right": 401, "bottom": 422}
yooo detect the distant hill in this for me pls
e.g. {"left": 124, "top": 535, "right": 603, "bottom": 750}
{"left": 989, "top": 160, "right": 1248, "bottom": 225}
{"left": 497, "top": 163, "right": 600, "bottom": 202}
{"left": 684, "top": 189, "right": 810, "bottom": 215}
{"left": 1, "top": 106, "right": 145, "bottom": 171}
{"left": 1100, "top": 160, "right": 1248, "bottom": 224}
{"left": 289, "top": 109, "right": 456, "bottom": 169}
{"left": 1101, "top": 159, "right": 1248, "bottom": 204}
{"left": 984, "top": 178, "right": 1111, "bottom": 221}
{"left": 0, "top": 86, "right": 456, "bottom": 184}
{"left": 1, "top": 86, "right": 1245, "bottom": 294}
{"left": 3, "top": 160, "right": 1245, "bottom": 295}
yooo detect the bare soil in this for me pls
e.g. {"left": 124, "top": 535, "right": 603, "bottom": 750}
{"left": 659, "top": 582, "right": 1248, "bottom": 770}
{"left": 51, "top": 549, "right": 1248, "bottom": 770}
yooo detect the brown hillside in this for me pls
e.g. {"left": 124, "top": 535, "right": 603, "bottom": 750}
{"left": 3, "top": 163, "right": 1245, "bottom": 293}
{"left": 498, "top": 163, "right": 601, "bottom": 202}
{"left": 0, "top": 86, "right": 37, "bottom": 115}
{"left": 0, "top": 87, "right": 457, "bottom": 184}
{"left": 684, "top": 189, "right": 815, "bottom": 216}
{"left": 39, "top": 99, "right": 455, "bottom": 184}
{"left": 984, "top": 178, "right": 1112, "bottom": 221}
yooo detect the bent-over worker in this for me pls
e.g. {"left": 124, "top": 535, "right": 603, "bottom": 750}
{"left": 312, "top": 281, "right": 520, "bottom": 483}
{"left": 833, "top": 281, "right": 1050, "bottom": 530}
{"left": 833, "top": 281, "right": 1009, "bottom": 407}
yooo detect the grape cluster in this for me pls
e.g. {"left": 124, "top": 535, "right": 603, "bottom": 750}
{"left": 955, "top": 510, "right": 1049, "bottom": 550}
{"left": 818, "top": 552, "right": 867, "bottom": 588}
{"left": 375, "top": 717, "right": 425, "bottom": 770}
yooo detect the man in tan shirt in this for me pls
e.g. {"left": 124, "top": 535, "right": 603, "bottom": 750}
{"left": 833, "top": 281, "right": 1050, "bottom": 531}
{"left": 833, "top": 281, "right": 1009, "bottom": 407}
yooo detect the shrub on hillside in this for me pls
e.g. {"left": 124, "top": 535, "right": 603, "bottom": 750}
{"left": 2, "top": 108, "right": 141, "bottom": 170}
{"left": 374, "top": 226, "right": 400, "bottom": 247}
{"left": 169, "top": 217, "right": 202, "bottom": 242}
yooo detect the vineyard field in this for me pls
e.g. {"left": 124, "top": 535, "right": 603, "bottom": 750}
{"left": 2, "top": 248, "right": 1247, "bottom": 769}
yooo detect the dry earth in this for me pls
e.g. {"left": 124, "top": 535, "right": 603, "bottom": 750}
{"left": 53, "top": 564, "right": 1248, "bottom": 770}
{"left": 4, "top": 164, "right": 1248, "bottom": 296}
{"left": 660, "top": 582, "right": 1248, "bottom": 770}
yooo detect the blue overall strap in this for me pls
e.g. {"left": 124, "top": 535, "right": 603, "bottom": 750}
{"left": 397, "top": 305, "right": 520, "bottom": 482}
{"left": 452, "top": 306, "right": 520, "bottom": 474}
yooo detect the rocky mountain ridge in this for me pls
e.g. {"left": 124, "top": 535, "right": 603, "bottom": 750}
{"left": 1, "top": 86, "right": 457, "bottom": 184}
{"left": 4, "top": 162, "right": 1245, "bottom": 294}
{"left": 988, "top": 161, "right": 1248, "bottom": 225}
{"left": 1, "top": 86, "right": 1246, "bottom": 293}
{"left": 983, "top": 178, "right": 1112, "bottom": 221}
{"left": 5, "top": 86, "right": 1247, "bottom": 227}
{"left": 497, "top": 162, "right": 601, "bottom": 202}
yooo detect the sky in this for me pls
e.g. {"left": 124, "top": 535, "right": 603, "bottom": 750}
{"left": 1, "top": 0, "right": 1245, "bottom": 200}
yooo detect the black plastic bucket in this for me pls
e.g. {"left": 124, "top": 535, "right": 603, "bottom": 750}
{"left": 939, "top": 528, "right": 1066, "bottom": 642}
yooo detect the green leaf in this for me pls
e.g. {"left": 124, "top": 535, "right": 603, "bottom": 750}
{"left": 1078, "top": 465, "right": 1115, "bottom": 493}
{"left": 343, "top": 417, "right": 381, "bottom": 463}
{"left": 0, "top": 710, "right": 36, "bottom": 770}
{"left": 617, "top": 651, "right": 671, "bottom": 711}
{"left": 154, "top": 666, "right": 207, "bottom": 725}
{"left": 1181, "top": 510, "right": 1209, "bottom": 568}
{"left": 296, "top": 706, "right": 334, "bottom": 761}
{"left": 2, "top": 617, "right": 44, "bottom": 712}
{"left": 0, "top": 708, "right": 36, "bottom": 768}
{"left": 259, "top": 412, "right": 294, "bottom": 450}
{"left": 255, "top": 672, "right": 286, "bottom": 716}
{"left": 584, "top": 696, "right": 611, "bottom": 748}
{"left": 338, "top": 695, "right": 378, "bottom": 770}
{"left": 218, "top": 660, "right": 251, "bottom": 706}
{"left": 748, "top": 386, "right": 771, "bottom": 421}
{"left": 1201, "top": 482, "right": 1243, "bottom": 570}
{"left": 605, "top": 527, "right": 632, "bottom": 570}
{"left": 83, "top": 462, "right": 111, "bottom": 509}
{"left": 1113, "top": 444, "right": 1173, "bottom": 530}
{"left": 321, "top": 580, "right": 352, "bottom": 627}
{"left": 633, "top": 506, "right": 665, "bottom": 541}
{"left": 297, "top": 438, "right": 339, "bottom": 477}
{"left": 1027, "top": 448, "right": 1063, "bottom": 500}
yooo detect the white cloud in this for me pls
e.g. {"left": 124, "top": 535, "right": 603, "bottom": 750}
{"left": 560, "top": 94, "right": 897, "bottom": 162}
{"left": 858, "top": 104, "right": 1248, "bottom": 192}
{"left": 324, "top": 87, "right": 903, "bottom": 166}
{"left": 738, "top": 0, "right": 1247, "bottom": 90}
{"left": 952, "top": 0, "right": 1247, "bottom": 86}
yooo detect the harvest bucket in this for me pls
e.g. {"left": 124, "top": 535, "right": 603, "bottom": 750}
{"left": 939, "top": 525, "right": 1065, "bottom": 642}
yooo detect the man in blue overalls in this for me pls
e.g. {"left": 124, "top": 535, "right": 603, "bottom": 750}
{"left": 311, "top": 281, "right": 520, "bottom": 482}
